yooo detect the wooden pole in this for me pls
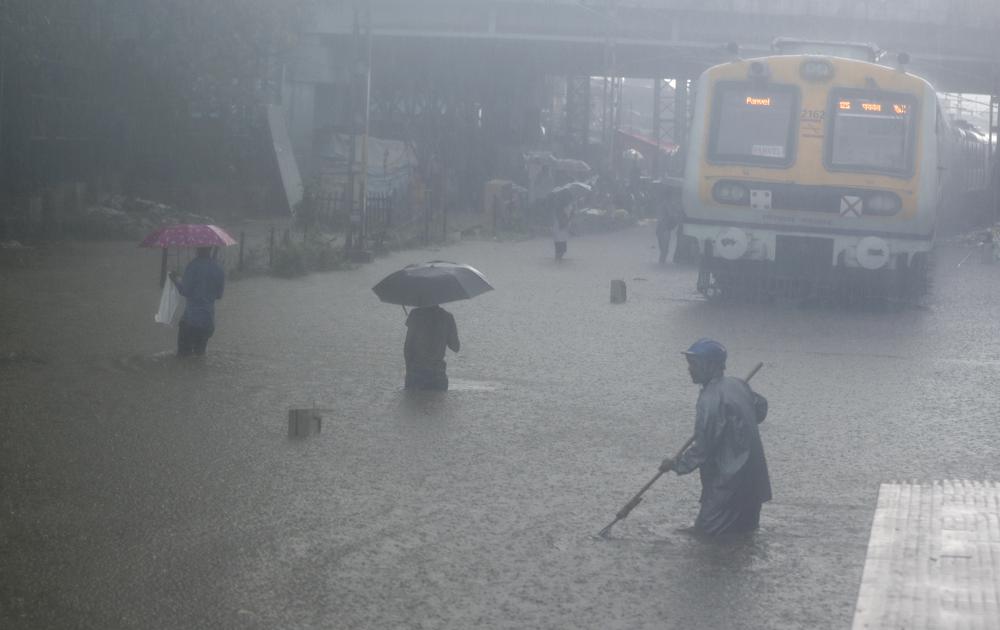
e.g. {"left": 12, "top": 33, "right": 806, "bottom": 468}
{"left": 360, "top": 2, "right": 373, "bottom": 242}
{"left": 268, "top": 226, "right": 275, "bottom": 269}
{"left": 442, "top": 197, "right": 448, "bottom": 241}
{"left": 652, "top": 77, "right": 662, "bottom": 179}
{"left": 238, "top": 231, "right": 245, "bottom": 271}
{"left": 159, "top": 248, "right": 168, "bottom": 288}
{"left": 424, "top": 182, "right": 431, "bottom": 245}
{"left": 493, "top": 193, "right": 498, "bottom": 236}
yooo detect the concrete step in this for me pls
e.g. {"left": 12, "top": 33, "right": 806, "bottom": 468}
{"left": 853, "top": 480, "right": 1000, "bottom": 629}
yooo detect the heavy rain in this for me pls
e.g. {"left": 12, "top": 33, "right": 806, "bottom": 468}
{"left": 2, "top": 2, "right": 1000, "bottom": 629}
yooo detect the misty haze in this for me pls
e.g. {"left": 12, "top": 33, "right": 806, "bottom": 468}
{"left": 2, "top": 2, "right": 1000, "bottom": 629}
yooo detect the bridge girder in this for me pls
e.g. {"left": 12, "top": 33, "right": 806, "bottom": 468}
{"left": 307, "top": 1, "right": 1000, "bottom": 93}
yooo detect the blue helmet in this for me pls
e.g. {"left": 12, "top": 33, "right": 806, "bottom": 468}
{"left": 682, "top": 338, "right": 727, "bottom": 363}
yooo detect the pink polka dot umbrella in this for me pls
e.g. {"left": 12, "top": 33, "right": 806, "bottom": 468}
{"left": 139, "top": 224, "right": 238, "bottom": 248}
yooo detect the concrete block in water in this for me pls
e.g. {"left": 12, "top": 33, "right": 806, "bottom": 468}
{"left": 288, "top": 409, "right": 322, "bottom": 437}
{"left": 610, "top": 279, "right": 627, "bottom": 303}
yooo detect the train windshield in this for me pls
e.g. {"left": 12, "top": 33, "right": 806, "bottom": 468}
{"left": 828, "top": 91, "right": 916, "bottom": 175}
{"left": 709, "top": 83, "right": 798, "bottom": 166}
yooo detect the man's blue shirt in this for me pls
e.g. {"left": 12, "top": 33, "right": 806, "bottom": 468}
{"left": 177, "top": 256, "right": 224, "bottom": 329}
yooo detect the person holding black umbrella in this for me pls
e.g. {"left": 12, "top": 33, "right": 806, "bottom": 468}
{"left": 372, "top": 261, "right": 492, "bottom": 391}
{"left": 404, "top": 305, "right": 460, "bottom": 390}
{"left": 546, "top": 183, "right": 589, "bottom": 261}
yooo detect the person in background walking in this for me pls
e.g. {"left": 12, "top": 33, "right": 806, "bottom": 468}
{"left": 404, "top": 305, "right": 460, "bottom": 390}
{"left": 169, "top": 247, "right": 225, "bottom": 357}
{"left": 656, "top": 186, "right": 683, "bottom": 264}
{"left": 553, "top": 200, "right": 573, "bottom": 260}
{"left": 659, "top": 338, "right": 771, "bottom": 536}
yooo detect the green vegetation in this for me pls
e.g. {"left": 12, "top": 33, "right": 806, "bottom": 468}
{"left": 270, "top": 231, "right": 347, "bottom": 278}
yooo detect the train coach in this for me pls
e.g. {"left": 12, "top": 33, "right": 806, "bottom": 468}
{"left": 681, "top": 40, "right": 991, "bottom": 300}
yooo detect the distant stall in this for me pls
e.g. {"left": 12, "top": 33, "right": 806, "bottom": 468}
{"left": 523, "top": 151, "right": 591, "bottom": 204}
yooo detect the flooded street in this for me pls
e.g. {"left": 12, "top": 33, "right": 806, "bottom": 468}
{"left": 2, "top": 227, "right": 999, "bottom": 629}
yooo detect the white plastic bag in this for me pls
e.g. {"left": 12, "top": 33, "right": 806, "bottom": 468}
{"left": 154, "top": 280, "right": 181, "bottom": 326}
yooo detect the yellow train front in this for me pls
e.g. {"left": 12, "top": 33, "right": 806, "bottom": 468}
{"left": 682, "top": 51, "right": 940, "bottom": 299}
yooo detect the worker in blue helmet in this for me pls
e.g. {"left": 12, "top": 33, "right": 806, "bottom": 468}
{"left": 659, "top": 338, "right": 772, "bottom": 536}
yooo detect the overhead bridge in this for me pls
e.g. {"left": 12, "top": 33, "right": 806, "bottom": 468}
{"left": 305, "top": 0, "right": 1000, "bottom": 93}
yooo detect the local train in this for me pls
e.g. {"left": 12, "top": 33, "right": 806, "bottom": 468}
{"left": 681, "top": 40, "right": 992, "bottom": 300}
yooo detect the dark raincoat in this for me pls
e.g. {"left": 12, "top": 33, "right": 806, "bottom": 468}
{"left": 404, "top": 306, "right": 459, "bottom": 390}
{"left": 674, "top": 375, "right": 771, "bottom": 535}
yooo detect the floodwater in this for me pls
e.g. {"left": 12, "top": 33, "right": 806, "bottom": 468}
{"left": 2, "top": 227, "right": 999, "bottom": 629}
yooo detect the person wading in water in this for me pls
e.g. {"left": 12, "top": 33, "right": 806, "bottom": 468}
{"left": 169, "top": 247, "right": 225, "bottom": 357}
{"left": 403, "top": 305, "right": 460, "bottom": 390}
{"left": 659, "top": 338, "right": 771, "bottom": 536}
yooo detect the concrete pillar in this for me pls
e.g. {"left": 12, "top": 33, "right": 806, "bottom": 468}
{"left": 565, "top": 75, "right": 591, "bottom": 158}
{"left": 652, "top": 77, "right": 662, "bottom": 179}
{"left": 674, "top": 78, "right": 688, "bottom": 151}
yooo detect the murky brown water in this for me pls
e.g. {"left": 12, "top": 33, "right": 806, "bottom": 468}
{"left": 2, "top": 231, "right": 999, "bottom": 629}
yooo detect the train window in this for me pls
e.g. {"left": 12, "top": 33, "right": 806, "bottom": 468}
{"left": 707, "top": 82, "right": 799, "bottom": 167}
{"left": 826, "top": 89, "right": 917, "bottom": 177}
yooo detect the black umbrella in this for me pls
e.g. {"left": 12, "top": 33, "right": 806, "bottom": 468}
{"left": 543, "top": 181, "right": 592, "bottom": 211}
{"left": 372, "top": 261, "right": 493, "bottom": 307}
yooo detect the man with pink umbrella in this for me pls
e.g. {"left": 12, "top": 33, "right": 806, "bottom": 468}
{"left": 141, "top": 224, "right": 234, "bottom": 357}
{"left": 168, "top": 247, "right": 225, "bottom": 356}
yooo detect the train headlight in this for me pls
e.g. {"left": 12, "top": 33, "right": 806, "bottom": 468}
{"left": 747, "top": 61, "right": 770, "bottom": 81}
{"left": 716, "top": 228, "right": 749, "bottom": 260}
{"left": 712, "top": 181, "right": 750, "bottom": 205}
{"left": 800, "top": 59, "right": 834, "bottom": 82}
{"left": 864, "top": 192, "right": 902, "bottom": 216}
{"left": 856, "top": 236, "right": 890, "bottom": 270}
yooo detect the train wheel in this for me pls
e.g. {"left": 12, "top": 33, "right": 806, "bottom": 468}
{"left": 696, "top": 267, "right": 711, "bottom": 296}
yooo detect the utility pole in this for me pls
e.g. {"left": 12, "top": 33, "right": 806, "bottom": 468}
{"left": 652, "top": 78, "right": 661, "bottom": 178}
{"left": 674, "top": 78, "right": 688, "bottom": 151}
{"left": 360, "top": 1, "right": 372, "bottom": 242}
{"left": 0, "top": 0, "right": 7, "bottom": 198}
{"left": 575, "top": 0, "right": 617, "bottom": 170}
{"left": 346, "top": 7, "right": 359, "bottom": 250}
{"left": 993, "top": 73, "right": 999, "bottom": 227}
{"left": 346, "top": 2, "right": 372, "bottom": 251}
{"left": 605, "top": 0, "right": 617, "bottom": 172}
